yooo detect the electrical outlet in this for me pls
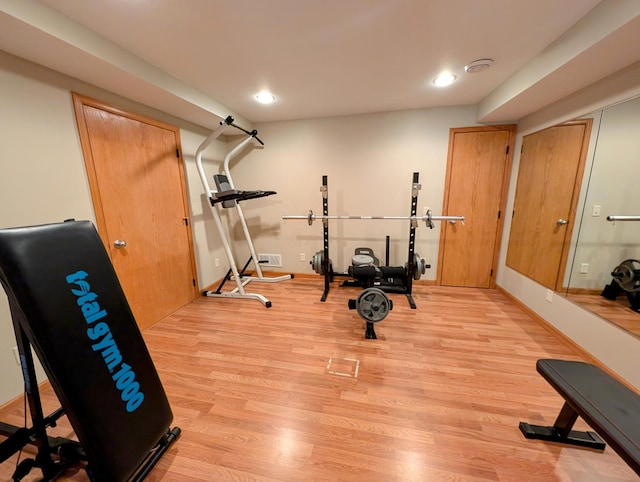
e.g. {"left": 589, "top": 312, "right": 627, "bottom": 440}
{"left": 545, "top": 289, "right": 553, "bottom": 303}
{"left": 214, "top": 258, "right": 220, "bottom": 267}
{"left": 300, "top": 253, "right": 306, "bottom": 262}
{"left": 592, "top": 205, "right": 601, "bottom": 217}
{"left": 13, "top": 346, "right": 20, "bottom": 366}
{"left": 580, "top": 263, "right": 589, "bottom": 274}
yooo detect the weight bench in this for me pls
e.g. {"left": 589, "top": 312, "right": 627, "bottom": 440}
{"left": 0, "top": 220, "right": 180, "bottom": 481}
{"left": 519, "top": 359, "right": 640, "bottom": 476}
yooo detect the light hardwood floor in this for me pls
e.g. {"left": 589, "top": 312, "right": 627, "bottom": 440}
{"left": 567, "top": 292, "right": 640, "bottom": 338}
{"left": 0, "top": 279, "right": 637, "bottom": 481}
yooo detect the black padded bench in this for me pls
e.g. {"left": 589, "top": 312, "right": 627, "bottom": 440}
{"left": 520, "top": 359, "right": 640, "bottom": 476}
{"left": 0, "top": 220, "right": 180, "bottom": 481}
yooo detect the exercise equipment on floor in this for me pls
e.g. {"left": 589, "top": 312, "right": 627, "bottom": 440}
{"left": 196, "top": 116, "right": 292, "bottom": 308}
{"left": 283, "top": 172, "right": 463, "bottom": 307}
{"left": 347, "top": 287, "right": 393, "bottom": 339}
{"left": 284, "top": 172, "right": 464, "bottom": 339}
{"left": 519, "top": 359, "right": 640, "bottom": 476}
{"left": 309, "top": 245, "right": 428, "bottom": 284}
{"left": 601, "top": 259, "right": 640, "bottom": 312}
{"left": 0, "top": 220, "right": 179, "bottom": 482}
{"left": 286, "top": 208, "right": 464, "bottom": 227}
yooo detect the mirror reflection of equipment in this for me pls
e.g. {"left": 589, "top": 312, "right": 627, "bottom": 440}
{"left": 601, "top": 259, "right": 640, "bottom": 312}
{"left": 563, "top": 95, "right": 640, "bottom": 338}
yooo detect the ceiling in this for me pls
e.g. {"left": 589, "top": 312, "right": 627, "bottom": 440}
{"left": 1, "top": 1, "right": 640, "bottom": 130}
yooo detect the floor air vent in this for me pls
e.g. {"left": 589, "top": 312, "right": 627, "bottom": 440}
{"left": 257, "top": 253, "right": 282, "bottom": 267}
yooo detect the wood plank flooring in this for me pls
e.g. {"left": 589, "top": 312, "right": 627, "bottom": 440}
{"left": 0, "top": 279, "right": 637, "bottom": 481}
{"left": 567, "top": 292, "right": 640, "bottom": 338}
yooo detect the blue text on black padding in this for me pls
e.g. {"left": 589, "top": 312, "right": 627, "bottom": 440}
{"left": 66, "top": 270, "right": 145, "bottom": 412}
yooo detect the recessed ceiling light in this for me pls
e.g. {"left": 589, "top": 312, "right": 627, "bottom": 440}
{"left": 465, "top": 59, "right": 493, "bottom": 73}
{"left": 255, "top": 91, "right": 276, "bottom": 104}
{"left": 433, "top": 73, "right": 456, "bottom": 87}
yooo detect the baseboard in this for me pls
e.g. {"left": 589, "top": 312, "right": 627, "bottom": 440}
{"left": 565, "top": 287, "right": 602, "bottom": 296}
{"left": 495, "top": 285, "right": 603, "bottom": 362}
{"left": 202, "top": 272, "right": 436, "bottom": 292}
{"left": 0, "top": 379, "right": 52, "bottom": 413}
{"left": 495, "top": 284, "right": 637, "bottom": 390}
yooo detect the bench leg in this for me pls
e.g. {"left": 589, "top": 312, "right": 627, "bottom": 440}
{"left": 553, "top": 401, "right": 579, "bottom": 438}
{"left": 519, "top": 402, "right": 606, "bottom": 450}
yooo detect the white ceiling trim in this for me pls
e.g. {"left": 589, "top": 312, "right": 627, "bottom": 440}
{"left": 1, "top": 1, "right": 640, "bottom": 127}
{"left": 0, "top": 0, "right": 249, "bottom": 129}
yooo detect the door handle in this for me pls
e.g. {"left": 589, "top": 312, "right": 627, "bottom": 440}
{"left": 556, "top": 219, "right": 569, "bottom": 226}
{"left": 114, "top": 239, "right": 127, "bottom": 248}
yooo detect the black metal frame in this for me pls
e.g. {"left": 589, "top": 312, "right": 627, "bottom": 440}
{"left": 318, "top": 172, "right": 421, "bottom": 309}
{"left": 0, "top": 303, "right": 179, "bottom": 482}
{"left": 0, "top": 305, "right": 86, "bottom": 481}
{"left": 519, "top": 402, "right": 606, "bottom": 450}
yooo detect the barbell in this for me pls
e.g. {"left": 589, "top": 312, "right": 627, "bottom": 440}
{"left": 282, "top": 209, "right": 465, "bottom": 228}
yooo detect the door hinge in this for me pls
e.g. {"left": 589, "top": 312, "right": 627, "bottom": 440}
{"left": 192, "top": 279, "right": 196, "bottom": 286}
{"left": 176, "top": 149, "right": 180, "bottom": 158}
{"left": 490, "top": 269, "right": 493, "bottom": 277}
{"left": 183, "top": 217, "right": 189, "bottom": 226}
{"left": 505, "top": 145, "right": 509, "bottom": 155}
{"left": 512, "top": 210, "right": 515, "bottom": 219}
{"left": 520, "top": 144, "right": 524, "bottom": 153}
{"left": 498, "top": 210, "right": 501, "bottom": 219}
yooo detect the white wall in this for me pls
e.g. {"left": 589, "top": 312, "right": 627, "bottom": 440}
{"left": 0, "top": 51, "right": 230, "bottom": 405}
{"left": 3, "top": 46, "right": 640, "bottom": 407}
{"left": 0, "top": 52, "right": 94, "bottom": 406}
{"left": 0, "top": 50, "right": 479, "bottom": 406}
{"left": 497, "top": 61, "right": 640, "bottom": 389}
{"left": 227, "top": 108, "right": 479, "bottom": 275}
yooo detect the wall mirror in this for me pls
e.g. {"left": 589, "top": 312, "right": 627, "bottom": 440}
{"left": 507, "top": 94, "right": 640, "bottom": 337}
{"left": 506, "top": 119, "right": 593, "bottom": 292}
{"left": 565, "top": 94, "right": 640, "bottom": 337}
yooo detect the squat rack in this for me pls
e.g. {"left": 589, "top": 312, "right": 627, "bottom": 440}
{"left": 196, "top": 116, "right": 292, "bottom": 308}
{"left": 283, "top": 172, "right": 464, "bottom": 307}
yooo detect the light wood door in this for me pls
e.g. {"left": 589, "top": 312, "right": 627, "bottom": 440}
{"left": 73, "top": 94, "right": 197, "bottom": 330}
{"left": 438, "top": 126, "right": 516, "bottom": 288}
{"left": 506, "top": 120, "right": 592, "bottom": 291}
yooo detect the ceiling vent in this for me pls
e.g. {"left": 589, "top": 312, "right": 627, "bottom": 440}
{"left": 465, "top": 59, "right": 493, "bottom": 73}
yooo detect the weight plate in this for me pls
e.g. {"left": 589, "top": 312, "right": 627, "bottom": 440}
{"left": 413, "top": 253, "right": 427, "bottom": 280}
{"left": 311, "top": 250, "right": 324, "bottom": 275}
{"left": 356, "top": 287, "right": 391, "bottom": 322}
{"left": 352, "top": 254, "right": 374, "bottom": 266}
{"left": 612, "top": 259, "right": 640, "bottom": 292}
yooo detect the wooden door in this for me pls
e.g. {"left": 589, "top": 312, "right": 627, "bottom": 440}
{"left": 438, "top": 126, "right": 516, "bottom": 288}
{"left": 72, "top": 94, "right": 197, "bottom": 330}
{"left": 506, "top": 120, "right": 592, "bottom": 291}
